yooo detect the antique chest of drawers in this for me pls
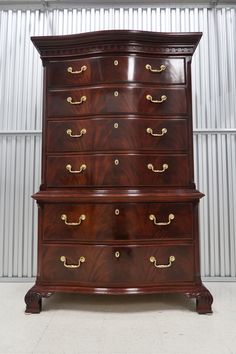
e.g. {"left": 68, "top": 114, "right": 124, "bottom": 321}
{"left": 25, "top": 30, "right": 213, "bottom": 314}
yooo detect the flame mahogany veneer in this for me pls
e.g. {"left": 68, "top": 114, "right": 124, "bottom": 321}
{"left": 25, "top": 30, "right": 213, "bottom": 314}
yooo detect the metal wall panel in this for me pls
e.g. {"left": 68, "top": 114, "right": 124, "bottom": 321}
{"left": 0, "top": 7, "right": 235, "bottom": 279}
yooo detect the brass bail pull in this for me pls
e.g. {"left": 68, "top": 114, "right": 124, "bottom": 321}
{"left": 146, "top": 127, "right": 167, "bottom": 137}
{"left": 66, "top": 164, "right": 86, "bottom": 174}
{"left": 149, "top": 255, "right": 175, "bottom": 269}
{"left": 60, "top": 256, "right": 86, "bottom": 268}
{"left": 145, "top": 64, "right": 166, "bottom": 73}
{"left": 147, "top": 163, "right": 168, "bottom": 173}
{"left": 67, "top": 65, "right": 87, "bottom": 74}
{"left": 146, "top": 94, "right": 167, "bottom": 104}
{"left": 149, "top": 213, "right": 175, "bottom": 226}
{"left": 66, "top": 128, "right": 86, "bottom": 138}
{"left": 61, "top": 214, "right": 86, "bottom": 226}
{"left": 67, "top": 96, "right": 87, "bottom": 105}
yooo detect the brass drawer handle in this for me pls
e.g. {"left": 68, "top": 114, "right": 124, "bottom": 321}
{"left": 147, "top": 163, "right": 168, "bottom": 173}
{"left": 66, "top": 164, "right": 86, "bottom": 174}
{"left": 149, "top": 255, "right": 175, "bottom": 268}
{"left": 66, "top": 128, "right": 86, "bottom": 138}
{"left": 145, "top": 64, "right": 166, "bottom": 73}
{"left": 146, "top": 127, "right": 167, "bottom": 137}
{"left": 146, "top": 94, "right": 167, "bottom": 104}
{"left": 61, "top": 214, "right": 86, "bottom": 226}
{"left": 67, "top": 65, "right": 87, "bottom": 74}
{"left": 149, "top": 213, "right": 175, "bottom": 226}
{"left": 67, "top": 96, "right": 86, "bottom": 105}
{"left": 60, "top": 256, "right": 86, "bottom": 268}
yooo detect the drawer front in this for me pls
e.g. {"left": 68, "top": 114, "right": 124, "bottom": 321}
{"left": 40, "top": 244, "right": 195, "bottom": 285}
{"left": 47, "top": 56, "right": 185, "bottom": 87}
{"left": 47, "top": 118, "right": 188, "bottom": 152}
{"left": 46, "top": 154, "right": 190, "bottom": 187}
{"left": 47, "top": 87, "right": 187, "bottom": 117}
{"left": 43, "top": 202, "right": 193, "bottom": 241}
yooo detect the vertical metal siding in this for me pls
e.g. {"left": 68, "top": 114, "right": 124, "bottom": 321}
{"left": 0, "top": 7, "right": 235, "bottom": 279}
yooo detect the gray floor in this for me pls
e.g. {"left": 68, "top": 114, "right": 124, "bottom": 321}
{"left": 0, "top": 282, "right": 235, "bottom": 354}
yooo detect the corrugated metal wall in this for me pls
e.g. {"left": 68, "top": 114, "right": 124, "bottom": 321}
{"left": 0, "top": 7, "right": 235, "bottom": 280}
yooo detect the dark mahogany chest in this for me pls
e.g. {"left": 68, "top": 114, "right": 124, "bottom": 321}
{"left": 25, "top": 30, "right": 213, "bottom": 314}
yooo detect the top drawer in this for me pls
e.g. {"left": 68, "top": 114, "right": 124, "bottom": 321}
{"left": 47, "top": 56, "right": 185, "bottom": 87}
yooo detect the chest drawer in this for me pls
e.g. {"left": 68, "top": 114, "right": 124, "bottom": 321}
{"left": 47, "top": 118, "right": 188, "bottom": 152}
{"left": 47, "top": 56, "right": 185, "bottom": 87}
{"left": 43, "top": 202, "right": 193, "bottom": 241}
{"left": 40, "top": 244, "right": 195, "bottom": 286}
{"left": 47, "top": 87, "right": 187, "bottom": 117}
{"left": 46, "top": 154, "right": 190, "bottom": 187}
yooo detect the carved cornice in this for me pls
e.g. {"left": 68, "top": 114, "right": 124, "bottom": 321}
{"left": 31, "top": 30, "right": 202, "bottom": 60}
{"left": 39, "top": 44, "right": 194, "bottom": 59}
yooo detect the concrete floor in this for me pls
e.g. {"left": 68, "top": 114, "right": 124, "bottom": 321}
{"left": 0, "top": 282, "right": 235, "bottom": 354}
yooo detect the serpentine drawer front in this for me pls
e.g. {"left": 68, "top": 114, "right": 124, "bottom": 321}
{"left": 40, "top": 244, "right": 195, "bottom": 285}
{"left": 46, "top": 154, "right": 190, "bottom": 187}
{"left": 47, "top": 118, "right": 188, "bottom": 152}
{"left": 42, "top": 202, "right": 193, "bottom": 241}
{"left": 47, "top": 56, "right": 185, "bottom": 87}
{"left": 25, "top": 30, "right": 213, "bottom": 314}
{"left": 47, "top": 87, "right": 187, "bottom": 117}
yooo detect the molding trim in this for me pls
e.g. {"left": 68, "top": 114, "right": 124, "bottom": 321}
{"left": 31, "top": 30, "right": 202, "bottom": 59}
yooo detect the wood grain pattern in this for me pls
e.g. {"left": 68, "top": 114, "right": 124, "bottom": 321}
{"left": 42, "top": 202, "right": 193, "bottom": 241}
{"left": 40, "top": 244, "right": 195, "bottom": 285}
{"left": 25, "top": 30, "right": 213, "bottom": 314}
{"left": 47, "top": 56, "right": 185, "bottom": 87}
{"left": 47, "top": 86, "right": 187, "bottom": 117}
{"left": 47, "top": 118, "right": 188, "bottom": 152}
{"left": 46, "top": 154, "right": 190, "bottom": 187}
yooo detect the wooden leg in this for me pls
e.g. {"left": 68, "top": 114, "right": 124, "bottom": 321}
{"left": 186, "top": 285, "right": 213, "bottom": 314}
{"left": 196, "top": 286, "right": 213, "bottom": 314}
{"left": 24, "top": 285, "right": 53, "bottom": 314}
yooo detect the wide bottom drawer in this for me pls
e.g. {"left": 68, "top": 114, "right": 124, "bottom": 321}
{"left": 40, "top": 244, "right": 195, "bottom": 286}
